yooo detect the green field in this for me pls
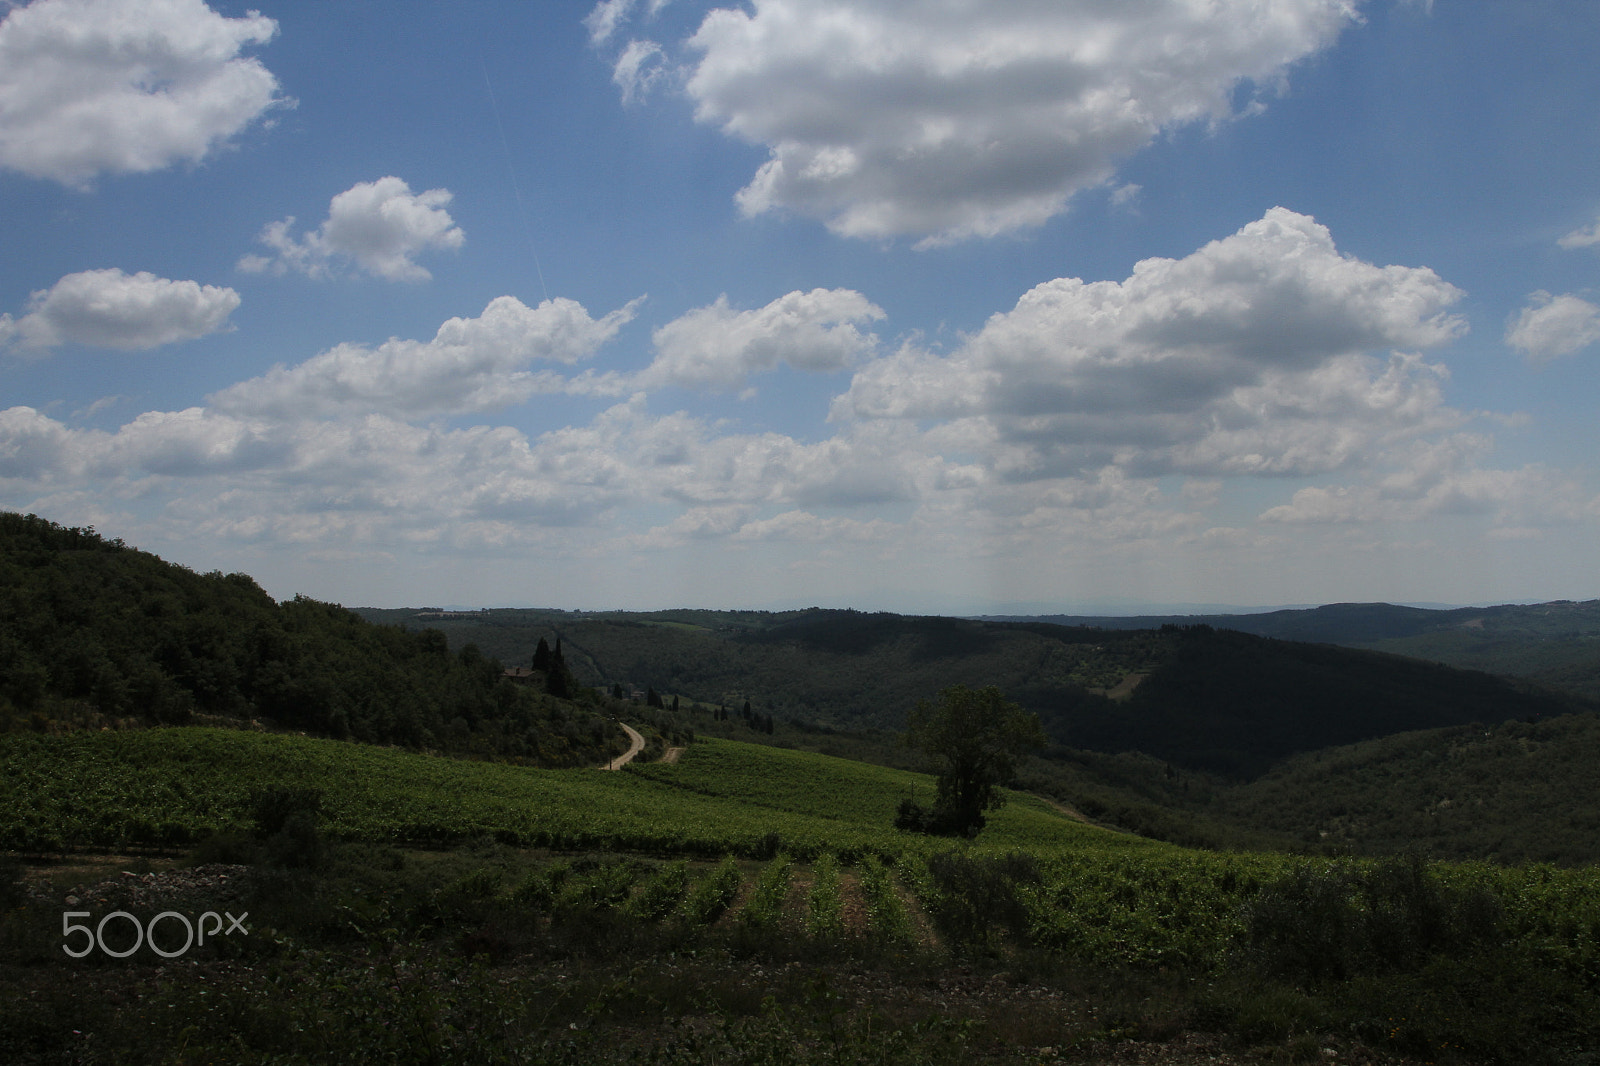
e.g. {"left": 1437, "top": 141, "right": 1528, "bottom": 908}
{"left": 0, "top": 727, "right": 1139, "bottom": 861}
{"left": 5, "top": 727, "right": 1596, "bottom": 970}
{"left": 5, "top": 727, "right": 1600, "bottom": 1064}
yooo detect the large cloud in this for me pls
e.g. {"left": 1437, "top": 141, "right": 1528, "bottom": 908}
{"left": 6, "top": 211, "right": 1590, "bottom": 590}
{"left": 240, "top": 177, "right": 466, "bottom": 282}
{"left": 0, "top": 0, "right": 283, "bottom": 186}
{"left": 640, "top": 288, "right": 883, "bottom": 391}
{"left": 836, "top": 208, "right": 1466, "bottom": 479}
{"left": 1259, "top": 438, "right": 1592, "bottom": 527}
{"left": 0, "top": 406, "right": 76, "bottom": 479}
{"left": 672, "top": 0, "right": 1360, "bottom": 243}
{"left": 1505, "top": 291, "right": 1600, "bottom": 364}
{"left": 209, "top": 295, "right": 640, "bottom": 420}
{"left": 1, "top": 268, "right": 240, "bottom": 353}
{"left": 0, "top": 394, "right": 937, "bottom": 550}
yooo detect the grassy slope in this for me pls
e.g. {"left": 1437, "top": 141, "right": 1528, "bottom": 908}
{"left": 7, "top": 727, "right": 1600, "bottom": 1063}
{"left": 0, "top": 728, "right": 1141, "bottom": 862}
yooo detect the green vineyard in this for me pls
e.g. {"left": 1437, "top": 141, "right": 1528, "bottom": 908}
{"left": 4, "top": 727, "right": 1599, "bottom": 1063}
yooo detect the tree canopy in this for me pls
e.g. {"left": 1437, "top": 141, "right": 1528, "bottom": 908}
{"left": 902, "top": 684, "right": 1046, "bottom": 837}
{"left": 0, "top": 511, "right": 619, "bottom": 766}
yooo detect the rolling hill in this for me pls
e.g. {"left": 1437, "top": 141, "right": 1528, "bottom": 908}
{"left": 996, "top": 600, "right": 1600, "bottom": 701}
{"left": 356, "top": 605, "right": 1594, "bottom": 778}
{"left": 0, "top": 512, "right": 621, "bottom": 766}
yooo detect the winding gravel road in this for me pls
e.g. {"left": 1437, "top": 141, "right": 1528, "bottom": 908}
{"left": 602, "top": 722, "right": 645, "bottom": 770}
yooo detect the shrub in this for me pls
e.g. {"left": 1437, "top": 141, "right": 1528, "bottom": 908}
{"left": 739, "top": 854, "right": 793, "bottom": 931}
{"left": 1239, "top": 855, "right": 1503, "bottom": 983}
{"left": 553, "top": 861, "right": 637, "bottom": 918}
{"left": 894, "top": 798, "right": 980, "bottom": 837}
{"left": 860, "top": 854, "right": 913, "bottom": 945}
{"left": 805, "top": 853, "right": 843, "bottom": 939}
{"left": 682, "top": 855, "right": 742, "bottom": 925}
{"left": 923, "top": 850, "right": 1038, "bottom": 952}
{"left": 249, "top": 787, "right": 324, "bottom": 839}
{"left": 627, "top": 860, "right": 689, "bottom": 922}
{"left": 512, "top": 863, "right": 569, "bottom": 911}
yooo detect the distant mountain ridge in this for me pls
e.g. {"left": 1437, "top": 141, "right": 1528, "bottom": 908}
{"left": 985, "top": 600, "right": 1600, "bottom": 700}
{"left": 984, "top": 598, "right": 1600, "bottom": 639}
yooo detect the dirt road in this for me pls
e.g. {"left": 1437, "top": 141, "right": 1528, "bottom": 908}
{"left": 602, "top": 723, "right": 646, "bottom": 770}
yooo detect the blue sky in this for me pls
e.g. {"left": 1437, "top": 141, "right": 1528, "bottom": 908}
{"left": 2, "top": 0, "right": 1598, "bottom": 613}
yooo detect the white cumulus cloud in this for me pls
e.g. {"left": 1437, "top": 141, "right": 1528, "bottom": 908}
{"left": 836, "top": 208, "right": 1465, "bottom": 479}
{"left": 0, "top": 406, "right": 77, "bottom": 479}
{"left": 209, "top": 295, "right": 641, "bottom": 420}
{"left": 0, "top": 0, "right": 284, "bottom": 186}
{"left": 678, "top": 0, "right": 1361, "bottom": 243}
{"left": 641, "top": 288, "right": 883, "bottom": 391}
{"left": 239, "top": 177, "right": 465, "bottom": 282}
{"left": 1, "top": 268, "right": 240, "bottom": 353}
{"left": 1505, "top": 291, "right": 1600, "bottom": 364}
{"left": 1260, "top": 461, "right": 1589, "bottom": 527}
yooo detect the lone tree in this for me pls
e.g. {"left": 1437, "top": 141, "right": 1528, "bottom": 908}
{"left": 900, "top": 685, "right": 1047, "bottom": 837}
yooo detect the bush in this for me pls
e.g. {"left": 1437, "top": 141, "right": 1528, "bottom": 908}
{"left": 860, "top": 854, "right": 913, "bottom": 945}
{"left": 1239, "top": 855, "right": 1503, "bottom": 983}
{"left": 627, "top": 860, "right": 689, "bottom": 922}
{"left": 805, "top": 853, "right": 844, "bottom": 939}
{"left": 513, "top": 863, "right": 569, "bottom": 911}
{"left": 923, "top": 850, "right": 1038, "bottom": 952}
{"left": 249, "top": 786, "right": 323, "bottom": 838}
{"left": 739, "top": 854, "right": 793, "bottom": 931}
{"left": 249, "top": 787, "right": 327, "bottom": 870}
{"left": 895, "top": 798, "right": 982, "bottom": 837}
{"left": 683, "top": 855, "right": 742, "bottom": 925}
{"left": 553, "top": 861, "right": 637, "bottom": 918}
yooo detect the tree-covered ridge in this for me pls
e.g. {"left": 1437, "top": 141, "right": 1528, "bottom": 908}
{"left": 1000, "top": 600, "right": 1600, "bottom": 701}
{"left": 358, "top": 605, "right": 1592, "bottom": 780}
{"left": 355, "top": 606, "right": 1165, "bottom": 732}
{"left": 0, "top": 513, "right": 619, "bottom": 766}
{"left": 1046, "top": 624, "right": 1594, "bottom": 778}
{"left": 1207, "top": 711, "right": 1600, "bottom": 865}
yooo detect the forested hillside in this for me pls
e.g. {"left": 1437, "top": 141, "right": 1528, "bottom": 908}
{"left": 1046, "top": 624, "right": 1588, "bottom": 777}
{"left": 0, "top": 513, "right": 619, "bottom": 766}
{"left": 1208, "top": 712, "right": 1600, "bottom": 864}
{"left": 361, "top": 605, "right": 1592, "bottom": 779}
{"left": 1006, "top": 600, "right": 1600, "bottom": 700}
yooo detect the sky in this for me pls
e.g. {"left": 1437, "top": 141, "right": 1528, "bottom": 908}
{"left": 2, "top": 0, "right": 1598, "bottom": 614}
